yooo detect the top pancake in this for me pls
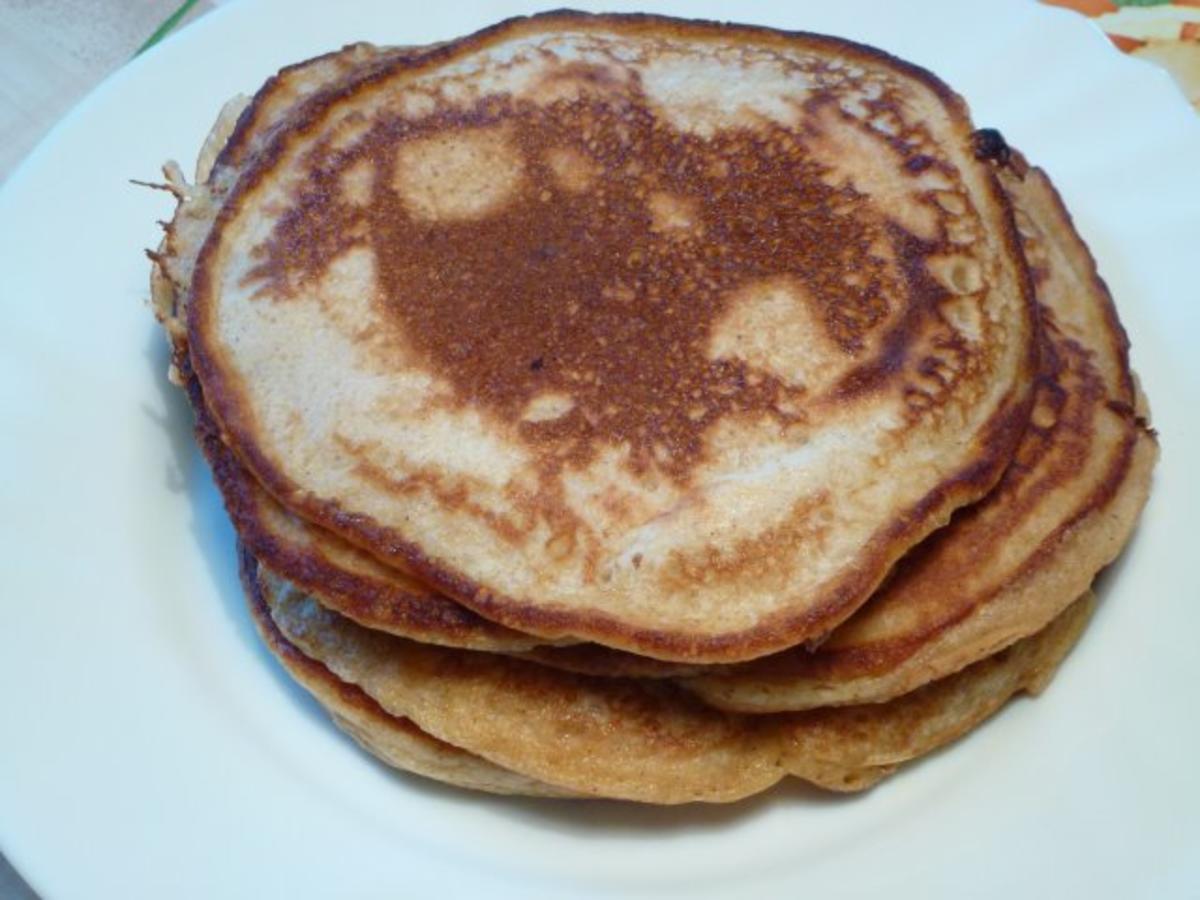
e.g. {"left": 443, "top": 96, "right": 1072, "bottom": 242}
{"left": 187, "top": 12, "right": 1037, "bottom": 662}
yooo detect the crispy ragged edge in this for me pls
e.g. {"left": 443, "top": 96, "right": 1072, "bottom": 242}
{"left": 185, "top": 9, "right": 1041, "bottom": 663}
{"left": 240, "top": 546, "right": 579, "bottom": 797}
{"left": 148, "top": 88, "right": 251, "bottom": 342}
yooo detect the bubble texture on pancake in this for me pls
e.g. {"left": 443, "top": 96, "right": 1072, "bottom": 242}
{"left": 684, "top": 164, "right": 1158, "bottom": 710}
{"left": 187, "top": 12, "right": 1039, "bottom": 662}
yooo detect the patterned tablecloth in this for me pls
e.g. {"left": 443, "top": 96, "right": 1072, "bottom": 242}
{"left": 0, "top": 0, "right": 1195, "bottom": 896}
{"left": 1046, "top": 0, "right": 1200, "bottom": 107}
{"left": 0, "top": 0, "right": 1196, "bottom": 187}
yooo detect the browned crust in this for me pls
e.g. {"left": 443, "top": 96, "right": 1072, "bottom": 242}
{"left": 213, "top": 45, "right": 360, "bottom": 173}
{"left": 525, "top": 163, "right": 1153, "bottom": 681}
{"left": 150, "top": 46, "right": 547, "bottom": 652}
{"left": 242, "top": 544, "right": 585, "bottom": 797}
{"left": 187, "top": 10, "right": 1039, "bottom": 662}
{"left": 803, "top": 337, "right": 1140, "bottom": 681}
{"left": 781, "top": 591, "right": 1096, "bottom": 783}
{"left": 212, "top": 44, "right": 410, "bottom": 175}
{"left": 222, "top": 365, "right": 1032, "bottom": 663}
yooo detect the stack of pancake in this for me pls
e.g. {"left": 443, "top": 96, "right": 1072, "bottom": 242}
{"left": 149, "top": 12, "right": 1156, "bottom": 803}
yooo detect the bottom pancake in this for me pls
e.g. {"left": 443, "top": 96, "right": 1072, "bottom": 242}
{"left": 241, "top": 546, "right": 578, "bottom": 798}
{"left": 244, "top": 549, "right": 1095, "bottom": 803}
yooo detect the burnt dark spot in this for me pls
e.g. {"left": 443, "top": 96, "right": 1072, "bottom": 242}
{"left": 1105, "top": 399, "right": 1135, "bottom": 420}
{"left": 905, "top": 154, "right": 935, "bottom": 173}
{"left": 530, "top": 356, "right": 544, "bottom": 371}
{"left": 971, "top": 128, "right": 1010, "bottom": 165}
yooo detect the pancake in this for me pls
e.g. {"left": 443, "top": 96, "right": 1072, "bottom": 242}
{"left": 247, "top": 550, "right": 1095, "bottom": 801}
{"left": 682, "top": 163, "right": 1157, "bottom": 711}
{"left": 184, "top": 11, "right": 1038, "bottom": 663}
{"left": 147, "top": 22, "right": 1144, "bottom": 804}
{"left": 241, "top": 546, "right": 578, "bottom": 797}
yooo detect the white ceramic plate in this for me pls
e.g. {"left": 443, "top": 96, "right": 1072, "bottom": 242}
{"left": 2, "top": 1, "right": 1198, "bottom": 897}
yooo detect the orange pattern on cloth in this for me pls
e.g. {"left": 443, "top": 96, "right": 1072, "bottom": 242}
{"left": 1043, "top": 0, "right": 1117, "bottom": 15}
{"left": 1042, "top": 0, "right": 1200, "bottom": 109}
